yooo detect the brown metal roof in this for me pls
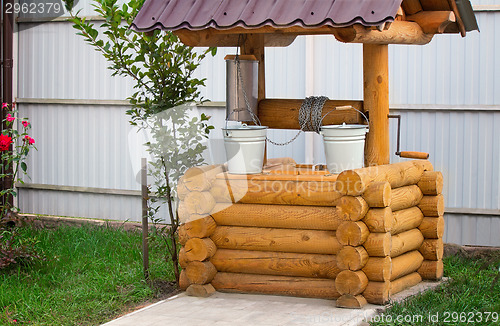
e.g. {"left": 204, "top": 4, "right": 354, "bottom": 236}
{"left": 131, "top": 0, "right": 403, "bottom": 32}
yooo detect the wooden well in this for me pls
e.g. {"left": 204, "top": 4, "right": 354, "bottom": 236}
{"left": 131, "top": 0, "right": 477, "bottom": 308}
{"left": 177, "top": 159, "right": 445, "bottom": 307}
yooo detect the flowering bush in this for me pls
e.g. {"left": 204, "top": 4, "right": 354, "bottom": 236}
{"left": 1, "top": 103, "right": 37, "bottom": 218}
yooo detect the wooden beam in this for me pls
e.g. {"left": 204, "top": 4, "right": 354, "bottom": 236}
{"left": 241, "top": 34, "right": 265, "bottom": 101}
{"left": 176, "top": 21, "right": 433, "bottom": 48}
{"left": 406, "top": 11, "right": 456, "bottom": 34}
{"left": 334, "top": 21, "right": 433, "bottom": 45}
{"left": 447, "top": 0, "right": 467, "bottom": 36}
{"left": 174, "top": 29, "right": 296, "bottom": 47}
{"left": 258, "top": 99, "right": 363, "bottom": 129}
{"left": 363, "top": 44, "right": 390, "bottom": 166}
{"left": 402, "top": 0, "right": 424, "bottom": 15}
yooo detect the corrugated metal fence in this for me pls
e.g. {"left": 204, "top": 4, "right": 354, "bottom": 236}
{"left": 14, "top": 4, "right": 500, "bottom": 246}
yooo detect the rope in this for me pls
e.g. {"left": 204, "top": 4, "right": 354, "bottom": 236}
{"left": 267, "top": 96, "right": 329, "bottom": 146}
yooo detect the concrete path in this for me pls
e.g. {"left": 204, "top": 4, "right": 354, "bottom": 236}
{"left": 102, "top": 280, "right": 444, "bottom": 326}
{"left": 102, "top": 292, "right": 379, "bottom": 326}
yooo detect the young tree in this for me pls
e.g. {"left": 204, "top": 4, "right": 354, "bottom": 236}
{"left": 65, "top": 0, "right": 215, "bottom": 285}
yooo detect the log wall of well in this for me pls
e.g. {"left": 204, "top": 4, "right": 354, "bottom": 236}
{"left": 177, "top": 160, "right": 444, "bottom": 308}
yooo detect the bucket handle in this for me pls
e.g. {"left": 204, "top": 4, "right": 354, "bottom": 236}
{"left": 319, "top": 105, "right": 369, "bottom": 130}
{"left": 224, "top": 109, "right": 262, "bottom": 137}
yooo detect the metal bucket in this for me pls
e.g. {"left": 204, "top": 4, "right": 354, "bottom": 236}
{"left": 320, "top": 123, "right": 369, "bottom": 174}
{"left": 222, "top": 125, "right": 267, "bottom": 174}
{"left": 225, "top": 55, "right": 258, "bottom": 122}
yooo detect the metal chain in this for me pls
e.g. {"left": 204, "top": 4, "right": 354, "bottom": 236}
{"left": 234, "top": 56, "right": 328, "bottom": 146}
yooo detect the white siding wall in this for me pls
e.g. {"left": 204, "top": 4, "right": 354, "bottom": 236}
{"left": 14, "top": 5, "right": 500, "bottom": 245}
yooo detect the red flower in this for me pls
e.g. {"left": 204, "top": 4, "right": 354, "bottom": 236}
{"left": 22, "top": 121, "right": 29, "bottom": 128}
{"left": 24, "top": 135, "right": 35, "bottom": 145}
{"left": 2, "top": 103, "right": 8, "bottom": 109}
{"left": 6, "top": 114, "right": 15, "bottom": 122}
{"left": 0, "top": 134, "right": 12, "bottom": 151}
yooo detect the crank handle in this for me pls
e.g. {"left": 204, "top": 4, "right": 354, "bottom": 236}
{"left": 397, "top": 151, "right": 429, "bottom": 160}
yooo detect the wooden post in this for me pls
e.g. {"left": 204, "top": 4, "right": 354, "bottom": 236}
{"left": 363, "top": 44, "right": 389, "bottom": 166}
{"left": 141, "top": 158, "right": 149, "bottom": 280}
{"left": 242, "top": 34, "right": 267, "bottom": 164}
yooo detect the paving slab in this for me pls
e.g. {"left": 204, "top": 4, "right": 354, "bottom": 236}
{"left": 102, "top": 292, "right": 378, "bottom": 326}
{"left": 102, "top": 280, "right": 444, "bottom": 326}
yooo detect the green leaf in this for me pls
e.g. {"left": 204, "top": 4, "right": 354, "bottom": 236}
{"left": 21, "top": 162, "right": 27, "bottom": 172}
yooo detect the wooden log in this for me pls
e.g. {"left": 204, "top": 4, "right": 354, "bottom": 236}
{"left": 210, "top": 226, "right": 341, "bottom": 255}
{"left": 335, "top": 270, "right": 369, "bottom": 295}
{"left": 179, "top": 269, "right": 190, "bottom": 291}
{"left": 363, "top": 281, "right": 390, "bottom": 305}
{"left": 363, "top": 232, "right": 391, "bottom": 257}
{"left": 177, "top": 181, "right": 190, "bottom": 201}
{"left": 390, "top": 272, "right": 422, "bottom": 295}
{"left": 217, "top": 171, "right": 338, "bottom": 182}
{"left": 362, "top": 182, "right": 391, "bottom": 207}
{"left": 177, "top": 202, "right": 190, "bottom": 224}
{"left": 336, "top": 294, "right": 368, "bottom": 309}
{"left": 258, "top": 99, "right": 363, "bottom": 129}
{"left": 418, "top": 259, "right": 444, "bottom": 280}
{"left": 242, "top": 34, "right": 266, "bottom": 101}
{"left": 337, "top": 246, "right": 369, "bottom": 271}
{"left": 180, "top": 164, "right": 224, "bottom": 192}
{"left": 337, "top": 196, "right": 369, "bottom": 221}
{"left": 417, "top": 171, "right": 443, "bottom": 195}
{"left": 392, "top": 207, "right": 424, "bottom": 235}
{"left": 391, "top": 251, "right": 424, "bottom": 280}
{"left": 336, "top": 221, "right": 370, "bottom": 246}
{"left": 186, "top": 284, "right": 216, "bottom": 297}
{"left": 211, "top": 272, "right": 340, "bottom": 299}
{"left": 211, "top": 203, "right": 343, "bottom": 230}
{"left": 185, "top": 261, "right": 217, "bottom": 284}
{"left": 390, "top": 229, "right": 425, "bottom": 257}
{"left": 390, "top": 185, "right": 423, "bottom": 211}
{"left": 179, "top": 247, "right": 189, "bottom": 268}
{"left": 210, "top": 178, "right": 342, "bottom": 206}
{"left": 363, "top": 207, "right": 393, "bottom": 233}
{"left": 335, "top": 21, "right": 432, "bottom": 45}
{"left": 210, "top": 249, "right": 340, "bottom": 279}
{"left": 264, "top": 157, "right": 296, "bottom": 166}
{"left": 335, "top": 161, "right": 425, "bottom": 196}
{"left": 184, "top": 238, "right": 217, "bottom": 262}
{"left": 177, "top": 224, "right": 189, "bottom": 246}
{"left": 418, "top": 195, "right": 445, "bottom": 217}
{"left": 418, "top": 216, "right": 445, "bottom": 239}
{"left": 362, "top": 256, "right": 392, "bottom": 282}
{"left": 402, "top": 0, "right": 423, "bottom": 15}
{"left": 184, "top": 191, "right": 216, "bottom": 215}
{"left": 183, "top": 216, "right": 217, "bottom": 238}
{"left": 406, "top": 11, "right": 456, "bottom": 34}
{"left": 419, "top": 238, "right": 444, "bottom": 261}
{"left": 175, "top": 28, "right": 296, "bottom": 47}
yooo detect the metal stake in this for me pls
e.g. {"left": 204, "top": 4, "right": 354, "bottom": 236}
{"left": 141, "top": 158, "right": 150, "bottom": 280}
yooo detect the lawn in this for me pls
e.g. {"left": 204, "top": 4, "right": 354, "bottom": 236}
{"left": 370, "top": 252, "right": 500, "bottom": 326}
{"left": 0, "top": 223, "right": 176, "bottom": 325}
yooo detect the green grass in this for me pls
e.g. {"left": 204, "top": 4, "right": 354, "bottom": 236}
{"left": 0, "top": 224, "right": 176, "bottom": 325}
{"left": 370, "top": 254, "right": 500, "bottom": 326}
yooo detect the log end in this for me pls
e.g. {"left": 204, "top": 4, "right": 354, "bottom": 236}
{"left": 186, "top": 284, "right": 217, "bottom": 297}
{"left": 337, "top": 221, "right": 370, "bottom": 246}
{"left": 336, "top": 294, "right": 367, "bottom": 309}
{"left": 335, "top": 171, "right": 365, "bottom": 196}
{"left": 337, "top": 246, "right": 369, "bottom": 271}
{"left": 335, "top": 270, "right": 369, "bottom": 296}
